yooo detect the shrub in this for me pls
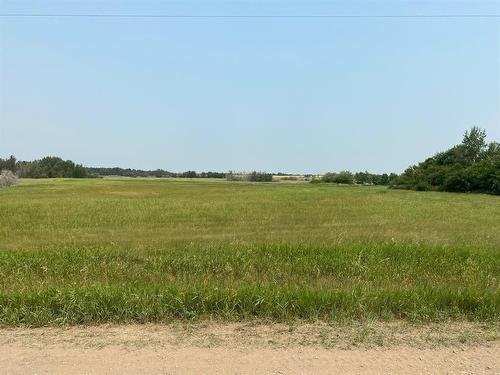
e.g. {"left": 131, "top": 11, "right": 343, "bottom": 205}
{"left": 248, "top": 171, "right": 273, "bottom": 182}
{"left": 414, "top": 181, "right": 431, "bottom": 191}
{"left": 310, "top": 177, "right": 322, "bottom": 183}
{"left": 333, "top": 171, "right": 355, "bottom": 184}
{"left": 321, "top": 173, "right": 336, "bottom": 183}
{"left": 443, "top": 171, "right": 470, "bottom": 192}
{"left": 0, "top": 170, "right": 17, "bottom": 188}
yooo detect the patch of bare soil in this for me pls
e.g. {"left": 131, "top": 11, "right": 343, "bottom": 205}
{"left": 1, "top": 321, "right": 498, "bottom": 374}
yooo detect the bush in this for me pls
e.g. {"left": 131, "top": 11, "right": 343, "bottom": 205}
{"left": 321, "top": 173, "right": 337, "bottom": 183}
{"left": 414, "top": 181, "right": 431, "bottom": 191}
{"left": 248, "top": 171, "right": 273, "bottom": 182}
{"left": 333, "top": 171, "right": 355, "bottom": 184}
{"left": 443, "top": 172, "right": 470, "bottom": 192}
{"left": 0, "top": 170, "right": 17, "bottom": 188}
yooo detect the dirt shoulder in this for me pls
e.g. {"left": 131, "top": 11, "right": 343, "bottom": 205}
{"left": 1, "top": 321, "right": 499, "bottom": 374}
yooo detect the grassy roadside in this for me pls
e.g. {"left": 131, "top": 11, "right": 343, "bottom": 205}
{"left": 0, "top": 243, "right": 498, "bottom": 325}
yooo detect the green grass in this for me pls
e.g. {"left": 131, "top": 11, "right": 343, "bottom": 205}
{"left": 0, "top": 178, "right": 499, "bottom": 325}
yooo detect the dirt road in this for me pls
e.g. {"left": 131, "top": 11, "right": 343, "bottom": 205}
{"left": 1, "top": 322, "right": 498, "bottom": 374}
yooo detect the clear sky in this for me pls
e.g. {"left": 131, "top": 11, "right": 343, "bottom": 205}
{"left": 1, "top": 1, "right": 499, "bottom": 173}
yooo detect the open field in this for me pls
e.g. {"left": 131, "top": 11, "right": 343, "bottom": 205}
{"left": 0, "top": 178, "right": 499, "bottom": 326}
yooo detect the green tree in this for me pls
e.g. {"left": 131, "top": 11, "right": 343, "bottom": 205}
{"left": 462, "top": 126, "right": 487, "bottom": 163}
{"left": 391, "top": 127, "right": 499, "bottom": 194}
{"left": 0, "top": 155, "right": 16, "bottom": 172}
{"left": 333, "top": 171, "right": 355, "bottom": 184}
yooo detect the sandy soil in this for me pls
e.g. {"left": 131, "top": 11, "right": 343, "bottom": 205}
{"left": 1, "top": 322, "right": 499, "bottom": 374}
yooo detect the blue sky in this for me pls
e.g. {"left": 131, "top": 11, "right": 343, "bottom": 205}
{"left": 1, "top": 1, "right": 499, "bottom": 173}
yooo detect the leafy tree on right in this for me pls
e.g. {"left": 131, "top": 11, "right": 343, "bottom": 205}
{"left": 391, "top": 127, "right": 500, "bottom": 194}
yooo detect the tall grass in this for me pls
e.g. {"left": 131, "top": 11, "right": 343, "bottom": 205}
{"left": 0, "top": 243, "right": 498, "bottom": 325}
{"left": 0, "top": 179, "right": 498, "bottom": 326}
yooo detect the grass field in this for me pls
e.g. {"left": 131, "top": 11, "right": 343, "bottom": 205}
{"left": 0, "top": 178, "right": 499, "bottom": 326}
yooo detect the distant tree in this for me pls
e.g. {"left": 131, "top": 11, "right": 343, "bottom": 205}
{"left": 354, "top": 171, "right": 373, "bottom": 185}
{"left": 333, "top": 171, "right": 355, "bottom": 184}
{"left": 462, "top": 126, "right": 487, "bottom": 163}
{"left": 6, "top": 155, "right": 16, "bottom": 172}
{"left": 248, "top": 171, "right": 273, "bottom": 182}
{"left": 377, "top": 173, "right": 390, "bottom": 185}
{"left": 11, "top": 156, "right": 90, "bottom": 178}
{"left": 182, "top": 171, "right": 197, "bottom": 178}
{"left": 314, "top": 171, "right": 394, "bottom": 185}
{"left": 72, "top": 164, "right": 88, "bottom": 178}
{"left": 321, "top": 172, "right": 336, "bottom": 183}
{"left": 0, "top": 155, "right": 16, "bottom": 172}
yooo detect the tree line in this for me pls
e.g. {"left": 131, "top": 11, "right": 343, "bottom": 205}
{"left": 310, "top": 127, "right": 498, "bottom": 194}
{"left": 390, "top": 127, "right": 499, "bottom": 195}
{"left": 226, "top": 171, "right": 273, "bottom": 182}
{"left": 2, "top": 127, "right": 497, "bottom": 194}
{"left": 0, "top": 157, "right": 228, "bottom": 179}
{"left": 0, "top": 158, "right": 283, "bottom": 182}
{"left": 86, "top": 167, "right": 225, "bottom": 179}
{"left": 311, "top": 171, "right": 397, "bottom": 185}
{"left": 1, "top": 156, "right": 88, "bottom": 178}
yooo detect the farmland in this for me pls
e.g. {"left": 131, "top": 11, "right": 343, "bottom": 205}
{"left": 0, "top": 178, "right": 499, "bottom": 326}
